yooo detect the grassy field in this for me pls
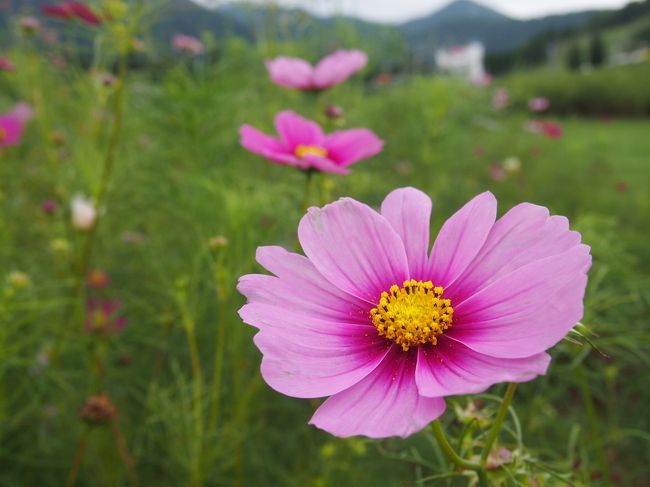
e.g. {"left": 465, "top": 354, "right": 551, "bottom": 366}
{"left": 1, "top": 32, "right": 649, "bottom": 487}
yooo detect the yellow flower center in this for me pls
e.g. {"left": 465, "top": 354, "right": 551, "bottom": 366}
{"left": 0, "top": 127, "right": 7, "bottom": 141}
{"left": 294, "top": 144, "right": 327, "bottom": 159}
{"left": 370, "top": 279, "right": 454, "bottom": 352}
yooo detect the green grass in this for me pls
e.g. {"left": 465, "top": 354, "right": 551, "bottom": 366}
{"left": 0, "top": 33, "right": 649, "bottom": 487}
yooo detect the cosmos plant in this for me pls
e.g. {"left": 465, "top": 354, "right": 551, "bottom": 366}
{"left": 238, "top": 187, "right": 590, "bottom": 481}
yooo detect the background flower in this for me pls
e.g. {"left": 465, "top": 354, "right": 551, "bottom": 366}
{"left": 240, "top": 110, "right": 383, "bottom": 175}
{"left": 266, "top": 49, "right": 367, "bottom": 91}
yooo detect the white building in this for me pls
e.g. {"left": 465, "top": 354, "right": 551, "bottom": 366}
{"left": 435, "top": 41, "right": 486, "bottom": 83}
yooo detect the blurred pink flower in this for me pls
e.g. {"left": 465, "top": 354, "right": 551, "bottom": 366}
{"left": 488, "top": 163, "right": 506, "bottom": 182}
{"left": 528, "top": 97, "right": 550, "bottom": 112}
{"left": 85, "top": 299, "right": 127, "bottom": 334}
{"left": 473, "top": 73, "right": 493, "bottom": 87}
{"left": 266, "top": 49, "right": 367, "bottom": 91}
{"left": 42, "top": 199, "right": 59, "bottom": 215}
{"left": 172, "top": 34, "right": 204, "bottom": 55}
{"left": 10, "top": 102, "right": 35, "bottom": 123}
{"left": 542, "top": 121, "right": 563, "bottom": 139}
{"left": 325, "top": 104, "right": 344, "bottom": 120}
{"left": 20, "top": 16, "right": 42, "bottom": 33}
{"left": 240, "top": 111, "right": 383, "bottom": 175}
{"left": 42, "top": 1, "right": 102, "bottom": 26}
{"left": 0, "top": 57, "right": 16, "bottom": 72}
{"left": 238, "top": 187, "right": 591, "bottom": 438}
{"left": 374, "top": 72, "right": 392, "bottom": 87}
{"left": 492, "top": 88, "right": 509, "bottom": 110}
{"left": 0, "top": 112, "right": 25, "bottom": 148}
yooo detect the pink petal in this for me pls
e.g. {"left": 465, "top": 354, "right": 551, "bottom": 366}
{"left": 265, "top": 57, "right": 314, "bottom": 90}
{"left": 447, "top": 203, "right": 583, "bottom": 301}
{"left": 240, "top": 303, "right": 390, "bottom": 398}
{"left": 428, "top": 192, "right": 497, "bottom": 288}
{"left": 239, "top": 124, "right": 299, "bottom": 166}
{"left": 310, "top": 347, "right": 446, "bottom": 438}
{"left": 298, "top": 197, "right": 409, "bottom": 303}
{"left": 301, "top": 155, "right": 350, "bottom": 175}
{"left": 323, "top": 128, "right": 383, "bottom": 167}
{"left": 449, "top": 245, "right": 591, "bottom": 358}
{"left": 415, "top": 337, "right": 550, "bottom": 397}
{"left": 380, "top": 187, "right": 432, "bottom": 280}
{"left": 312, "top": 49, "right": 368, "bottom": 89}
{"left": 238, "top": 245, "right": 370, "bottom": 324}
{"left": 274, "top": 111, "right": 325, "bottom": 151}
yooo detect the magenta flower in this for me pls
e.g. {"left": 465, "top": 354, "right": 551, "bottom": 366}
{"left": 0, "top": 57, "right": 16, "bottom": 72}
{"left": 0, "top": 112, "right": 25, "bottom": 149}
{"left": 528, "top": 97, "right": 550, "bottom": 112}
{"left": 85, "top": 299, "right": 127, "bottom": 334}
{"left": 172, "top": 34, "right": 204, "bottom": 56}
{"left": 240, "top": 111, "right": 383, "bottom": 175}
{"left": 42, "top": 2, "right": 102, "bottom": 26}
{"left": 266, "top": 49, "right": 367, "bottom": 91}
{"left": 238, "top": 188, "right": 591, "bottom": 438}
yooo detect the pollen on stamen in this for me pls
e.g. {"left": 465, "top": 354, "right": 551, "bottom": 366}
{"left": 294, "top": 144, "right": 328, "bottom": 159}
{"left": 370, "top": 279, "right": 453, "bottom": 352}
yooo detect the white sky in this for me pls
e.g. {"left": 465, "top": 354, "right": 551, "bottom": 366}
{"left": 194, "top": 0, "right": 632, "bottom": 23}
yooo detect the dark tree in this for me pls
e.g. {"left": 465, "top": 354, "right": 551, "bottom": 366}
{"left": 567, "top": 43, "right": 582, "bottom": 71}
{"left": 589, "top": 33, "right": 607, "bottom": 67}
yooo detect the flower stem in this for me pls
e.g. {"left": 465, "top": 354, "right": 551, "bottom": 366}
{"left": 480, "top": 382, "right": 518, "bottom": 466}
{"left": 302, "top": 169, "right": 314, "bottom": 214}
{"left": 207, "top": 256, "right": 227, "bottom": 438}
{"left": 66, "top": 426, "right": 92, "bottom": 487}
{"left": 430, "top": 420, "right": 482, "bottom": 471}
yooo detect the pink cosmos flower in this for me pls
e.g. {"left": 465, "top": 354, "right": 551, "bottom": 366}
{"left": 525, "top": 120, "right": 563, "bottom": 139}
{"left": 172, "top": 34, "right": 204, "bottom": 56}
{"left": 239, "top": 111, "right": 383, "bottom": 175}
{"left": 10, "top": 102, "right": 35, "bottom": 123}
{"left": 0, "top": 112, "right": 25, "bottom": 148}
{"left": 492, "top": 88, "right": 509, "bottom": 110}
{"left": 85, "top": 299, "right": 127, "bottom": 334}
{"left": 528, "top": 97, "right": 550, "bottom": 112}
{"left": 20, "top": 16, "right": 42, "bottom": 34}
{"left": 0, "top": 57, "right": 16, "bottom": 72}
{"left": 42, "top": 2, "right": 102, "bottom": 26}
{"left": 238, "top": 187, "right": 591, "bottom": 438}
{"left": 266, "top": 49, "right": 367, "bottom": 91}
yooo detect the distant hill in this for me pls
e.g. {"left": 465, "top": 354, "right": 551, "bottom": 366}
{"left": 399, "top": 0, "right": 598, "bottom": 60}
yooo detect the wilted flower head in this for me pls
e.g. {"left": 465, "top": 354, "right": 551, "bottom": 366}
{"left": 492, "top": 88, "right": 509, "bottom": 110}
{"left": 528, "top": 97, "right": 550, "bottom": 112}
{"left": 240, "top": 110, "right": 383, "bottom": 175}
{"left": 85, "top": 299, "right": 127, "bottom": 334}
{"left": 266, "top": 49, "right": 367, "bottom": 91}
{"left": 70, "top": 195, "right": 96, "bottom": 230}
{"left": 87, "top": 270, "right": 110, "bottom": 288}
{"left": 325, "top": 104, "right": 344, "bottom": 120}
{"left": 209, "top": 235, "right": 229, "bottom": 249}
{"left": 42, "top": 1, "right": 102, "bottom": 26}
{"left": 80, "top": 394, "right": 117, "bottom": 425}
{"left": 8, "top": 271, "right": 31, "bottom": 289}
{"left": 0, "top": 57, "right": 15, "bottom": 72}
{"left": 20, "top": 16, "right": 42, "bottom": 33}
{"left": 238, "top": 187, "right": 590, "bottom": 438}
{"left": 172, "top": 34, "right": 204, "bottom": 55}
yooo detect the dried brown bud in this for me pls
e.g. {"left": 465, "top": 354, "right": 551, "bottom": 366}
{"left": 79, "top": 394, "right": 117, "bottom": 425}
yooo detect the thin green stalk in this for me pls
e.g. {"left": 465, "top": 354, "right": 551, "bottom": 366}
{"left": 66, "top": 426, "right": 92, "bottom": 487}
{"left": 430, "top": 421, "right": 482, "bottom": 471}
{"left": 178, "top": 294, "right": 204, "bottom": 487}
{"left": 207, "top": 257, "right": 227, "bottom": 437}
{"left": 302, "top": 169, "right": 314, "bottom": 214}
{"left": 480, "top": 383, "right": 518, "bottom": 466}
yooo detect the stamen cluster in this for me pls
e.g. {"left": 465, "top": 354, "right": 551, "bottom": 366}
{"left": 370, "top": 279, "right": 453, "bottom": 352}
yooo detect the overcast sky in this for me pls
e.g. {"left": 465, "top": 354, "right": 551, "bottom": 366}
{"left": 194, "top": 0, "right": 632, "bottom": 23}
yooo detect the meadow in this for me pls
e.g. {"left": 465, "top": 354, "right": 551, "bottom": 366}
{"left": 1, "top": 12, "right": 650, "bottom": 487}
